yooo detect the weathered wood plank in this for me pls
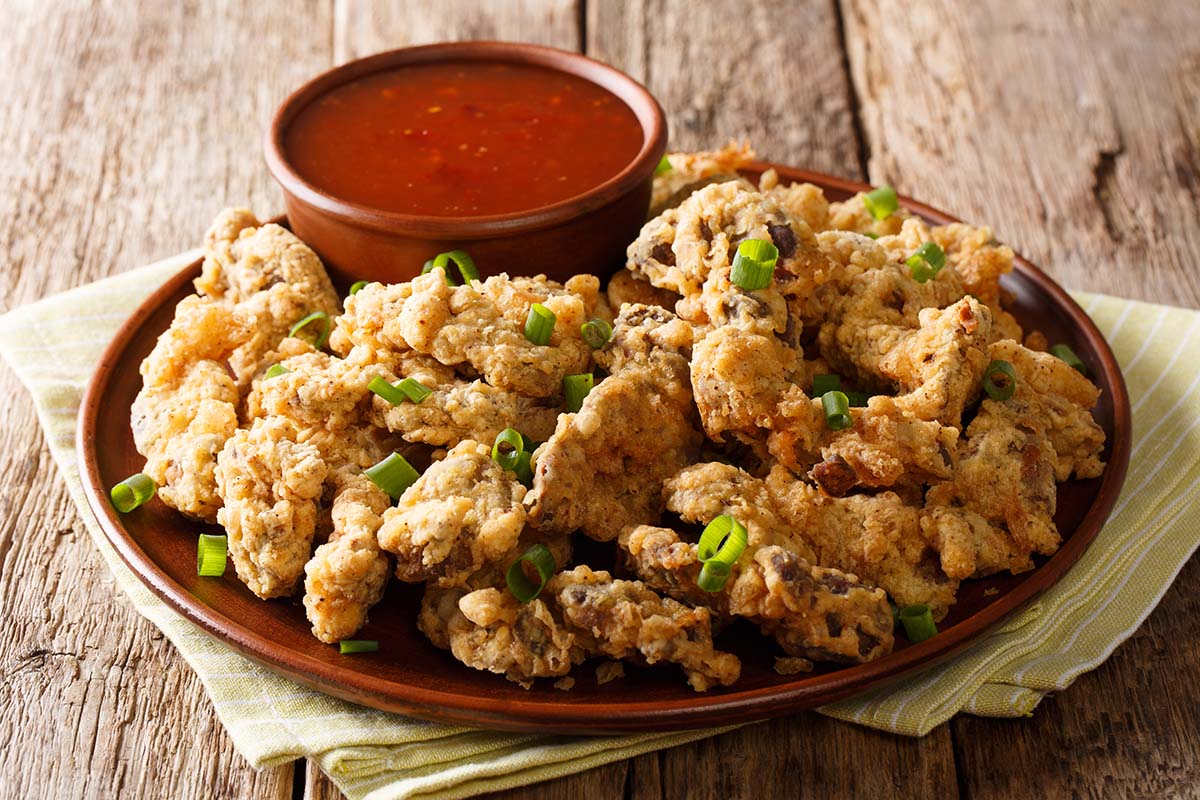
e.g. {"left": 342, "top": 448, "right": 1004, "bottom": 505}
{"left": 588, "top": 0, "right": 865, "bottom": 178}
{"left": 840, "top": 0, "right": 1200, "bottom": 306}
{"left": 332, "top": 0, "right": 581, "bottom": 64}
{"left": 0, "top": 0, "right": 334, "bottom": 797}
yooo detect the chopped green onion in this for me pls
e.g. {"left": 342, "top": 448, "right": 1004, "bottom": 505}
{"left": 654, "top": 155, "right": 672, "bottom": 175}
{"left": 906, "top": 242, "right": 946, "bottom": 283}
{"left": 1050, "top": 343, "right": 1087, "bottom": 375}
{"left": 697, "top": 515, "right": 748, "bottom": 566}
{"left": 863, "top": 184, "right": 899, "bottom": 220}
{"left": 339, "top": 640, "right": 379, "bottom": 654}
{"left": 492, "top": 428, "right": 525, "bottom": 472}
{"left": 580, "top": 318, "right": 613, "bottom": 349}
{"left": 982, "top": 359, "right": 1017, "bottom": 402}
{"left": 822, "top": 390, "right": 853, "bottom": 431}
{"left": 264, "top": 364, "right": 291, "bottom": 380}
{"left": 506, "top": 543, "right": 557, "bottom": 602}
{"left": 348, "top": 280, "right": 368, "bottom": 295}
{"left": 196, "top": 533, "right": 227, "bottom": 577}
{"left": 812, "top": 374, "right": 841, "bottom": 397}
{"left": 513, "top": 449, "right": 534, "bottom": 488}
{"left": 368, "top": 376, "right": 406, "bottom": 406}
{"left": 730, "top": 238, "right": 779, "bottom": 290}
{"left": 365, "top": 452, "right": 421, "bottom": 500}
{"left": 110, "top": 473, "right": 155, "bottom": 513}
{"left": 289, "top": 311, "right": 331, "bottom": 349}
{"left": 697, "top": 561, "right": 732, "bottom": 593}
{"left": 397, "top": 377, "right": 432, "bottom": 403}
{"left": 845, "top": 391, "right": 871, "bottom": 407}
{"left": 431, "top": 249, "right": 480, "bottom": 284}
{"left": 863, "top": 232, "right": 880, "bottom": 240}
{"left": 898, "top": 604, "right": 937, "bottom": 642}
{"left": 564, "top": 373, "right": 594, "bottom": 413}
{"left": 524, "top": 303, "right": 556, "bottom": 346}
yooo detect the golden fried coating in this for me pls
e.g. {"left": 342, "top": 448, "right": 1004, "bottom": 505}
{"left": 549, "top": 565, "right": 741, "bottom": 691}
{"left": 195, "top": 208, "right": 340, "bottom": 389}
{"left": 691, "top": 324, "right": 798, "bottom": 444}
{"left": 303, "top": 472, "right": 392, "bottom": 643}
{"left": 130, "top": 296, "right": 244, "bottom": 521}
{"left": 366, "top": 353, "right": 561, "bottom": 448}
{"left": 826, "top": 191, "right": 911, "bottom": 237}
{"left": 650, "top": 142, "right": 756, "bottom": 217}
{"left": 378, "top": 440, "right": 527, "bottom": 587}
{"left": 328, "top": 280, "right": 414, "bottom": 360}
{"left": 765, "top": 466, "right": 958, "bottom": 618}
{"left": 395, "top": 269, "right": 598, "bottom": 398}
{"left": 606, "top": 268, "right": 681, "bottom": 313}
{"left": 528, "top": 305, "right": 702, "bottom": 540}
{"left": 759, "top": 171, "right": 830, "bottom": 232}
{"left": 216, "top": 416, "right": 328, "bottom": 599}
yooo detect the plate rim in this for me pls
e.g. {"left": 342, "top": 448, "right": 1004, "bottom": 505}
{"left": 74, "top": 162, "right": 1132, "bottom": 733}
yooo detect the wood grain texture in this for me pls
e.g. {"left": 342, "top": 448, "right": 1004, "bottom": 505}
{"left": 0, "top": 0, "right": 332, "bottom": 797}
{"left": 840, "top": 0, "right": 1200, "bottom": 307}
{"left": 2, "top": 0, "right": 1197, "bottom": 798}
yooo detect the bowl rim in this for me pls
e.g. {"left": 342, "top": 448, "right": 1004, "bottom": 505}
{"left": 76, "top": 164, "right": 1132, "bottom": 733}
{"left": 264, "top": 41, "right": 668, "bottom": 238}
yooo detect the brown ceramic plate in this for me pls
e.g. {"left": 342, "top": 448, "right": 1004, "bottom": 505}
{"left": 76, "top": 163, "right": 1131, "bottom": 734}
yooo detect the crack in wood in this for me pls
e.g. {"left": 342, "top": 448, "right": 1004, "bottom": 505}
{"left": 1092, "top": 141, "right": 1127, "bottom": 244}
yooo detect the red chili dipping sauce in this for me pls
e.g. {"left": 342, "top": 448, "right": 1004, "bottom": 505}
{"left": 284, "top": 60, "right": 646, "bottom": 217}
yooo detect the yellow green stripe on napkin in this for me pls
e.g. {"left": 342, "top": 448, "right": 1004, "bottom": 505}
{"left": 1, "top": 252, "right": 1197, "bottom": 800}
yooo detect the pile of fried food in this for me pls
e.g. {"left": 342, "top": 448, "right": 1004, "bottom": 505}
{"left": 129, "top": 144, "right": 1105, "bottom": 691}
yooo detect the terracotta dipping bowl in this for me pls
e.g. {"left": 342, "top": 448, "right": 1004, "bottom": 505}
{"left": 264, "top": 42, "right": 667, "bottom": 287}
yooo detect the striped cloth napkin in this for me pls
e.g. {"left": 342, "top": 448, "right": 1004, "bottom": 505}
{"left": 2, "top": 250, "right": 1198, "bottom": 800}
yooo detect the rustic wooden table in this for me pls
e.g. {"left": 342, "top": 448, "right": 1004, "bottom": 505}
{"left": 2, "top": 1, "right": 1197, "bottom": 797}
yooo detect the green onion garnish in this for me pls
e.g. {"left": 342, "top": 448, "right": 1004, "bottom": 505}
{"left": 863, "top": 184, "right": 899, "bottom": 220}
{"left": 580, "top": 318, "right": 613, "bottom": 349}
{"left": 524, "top": 303, "right": 556, "bottom": 346}
{"left": 821, "top": 390, "right": 853, "bottom": 430}
{"left": 845, "top": 391, "right": 870, "bottom": 407}
{"left": 289, "top": 311, "right": 331, "bottom": 349}
{"left": 863, "top": 232, "right": 880, "bottom": 240}
{"left": 265, "top": 364, "right": 291, "bottom": 380}
{"left": 730, "top": 238, "right": 779, "bottom": 291}
{"left": 695, "top": 515, "right": 748, "bottom": 594}
{"left": 364, "top": 452, "right": 421, "bottom": 500}
{"left": 397, "top": 377, "right": 432, "bottom": 403}
{"left": 812, "top": 374, "right": 841, "bottom": 397}
{"left": 196, "top": 533, "right": 227, "bottom": 577}
{"left": 906, "top": 242, "right": 946, "bottom": 283}
{"left": 339, "top": 640, "right": 379, "bottom": 654}
{"left": 492, "top": 428, "right": 525, "bottom": 472}
{"left": 348, "top": 280, "right": 368, "bottom": 295}
{"left": 1050, "top": 343, "right": 1087, "bottom": 375}
{"left": 431, "top": 249, "right": 480, "bottom": 284}
{"left": 505, "top": 543, "right": 557, "bottom": 603}
{"left": 513, "top": 449, "right": 534, "bottom": 488}
{"left": 654, "top": 155, "right": 672, "bottom": 175}
{"left": 110, "top": 473, "right": 155, "bottom": 513}
{"left": 564, "top": 373, "right": 594, "bottom": 413}
{"left": 982, "top": 359, "right": 1017, "bottom": 402}
{"left": 368, "top": 376, "right": 406, "bottom": 406}
{"left": 898, "top": 604, "right": 937, "bottom": 642}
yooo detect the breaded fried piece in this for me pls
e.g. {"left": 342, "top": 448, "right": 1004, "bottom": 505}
{"left": 366, "top": 353, "right": 561, "bottom": 448}
{"left": 549, "top": 565, "right": 741, "bottom": 691}
{"left": 691, "top": 324, "right": 799, "bottom": 444}
{"left": 395, "top": 269, "right": 598, "bottom": 398}
{"left": 650, "top": 142, "right": 756, "bottom": 217}
{"left": 328, "top": 281, "right": 415, "bottom": 360}
{"left": 130, "top": 296, "right": 244, "bottom": 521}
{"left": 621, "top": 527, "right": 893, "bottom": 663}
{"left": 759, "top": 171, "right": 830, "bottom": 232}
{"left": 826, "top": 191, "right": 911, "bottom": 237}
{"left": 216, "top": 416, "right": 328, "bottom": 598}
{"left": 628, "top": 181, "right": 832, "bottom": 302}
{"left": 527, "top": 305, "right": 702, "bottom": 540}
{"left": 378, "top": 440, "right": 527, "bottom": 587}
{"left": 879, "top": 297, "right": 993, "bottom": 427}
{"left": 765, "top": 466, "right": 958, "bottom": 618}
{"left": 606, "top": 268, "right": 681, "bottom": 312}
{"left": 195, "top": 208, "right": 340, "bottom": 389}
{"left": 303, "top": 472, "right": 392, "bottom": 643}
{"left": 919, "top": 340, "right": 1105, "bottom": 579}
